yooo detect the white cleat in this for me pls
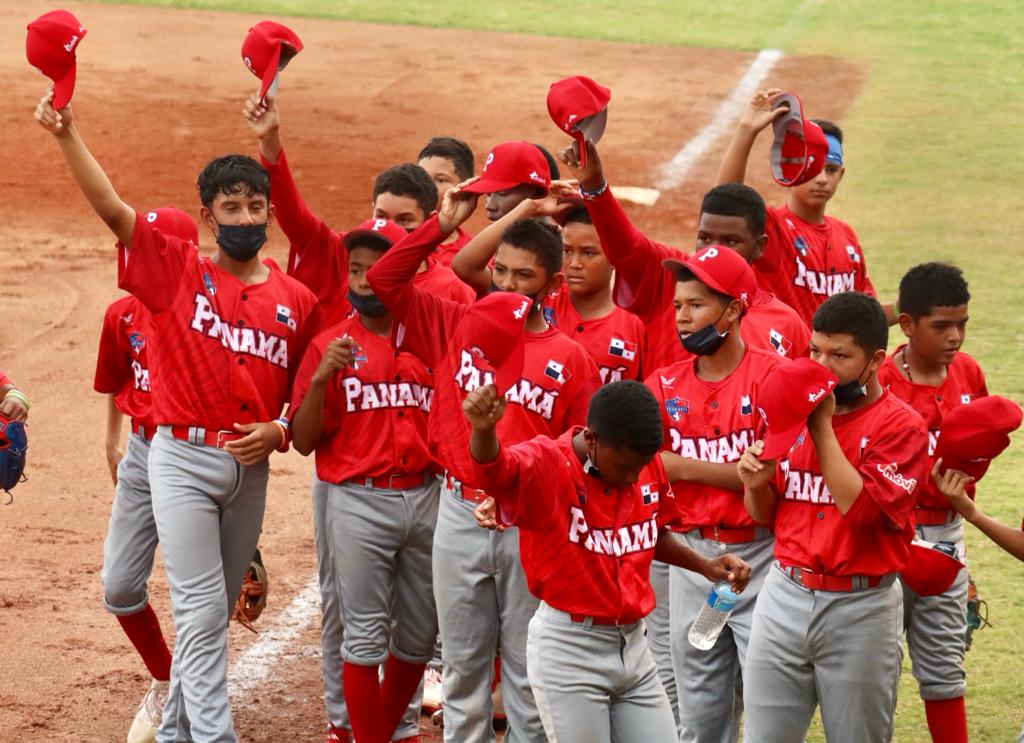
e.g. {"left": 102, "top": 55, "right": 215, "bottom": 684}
{"left": 127, "top": 679, "right": 169, "bottom": 743}
{"left": 421, "top": 667, "right": 443, "bottom": 713}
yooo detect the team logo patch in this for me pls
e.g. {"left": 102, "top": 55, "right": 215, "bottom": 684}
{"left": 128, "top": 332, "right": 145, "bottom": 352}
{"left": 740, "top": 395, "right": 752, "bottom": 416}
{"left": 794, "top": 236, "right": 808, "bottom": 256}
{"left": 202, "top": 273, "right": 216, "bottom": 296}
{"left": 846, "top": 245, "right": 861, "bottom": 264}
{"left": 877, "top": 463, "right": 917, "bottom": 494}
{"left": 544, "top": 360, "right": 570, "bottom": 385}
{"left": 275, "top": 304, "right": 297, "bottom": 331}
{"left": 120, "top": 312, "right": 133, "bottom": 324}
{"left": 607, "top": 337, "right": 637, "bottom": 362}
{"left": 659, "top": 375, "right": 676, "bottom": 387}
{"left": 769, "top": 328, "right": 792, "bottom": 357}
{"left": 529, "top": 170, "right": 545, "bottom": 185}
{"left": 352, "top": 348, "right": 368, "bottom": 370}
{"left": 543, "top": 306, "right": 557, "bottom": 325}
{"left": 665, "top": 397, "right": 689, "bottom": 421}
{"left": 640, "top": 483, "right": 658, "bottom": 505}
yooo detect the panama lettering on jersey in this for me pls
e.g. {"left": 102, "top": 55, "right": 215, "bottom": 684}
{"left": 190, "top": 294, "right": 290, "bottom": 369}
{"left": 669, "top": 429, "right": 756, "bottom": 463}
{"left": 567, "top": 505, "right": 659, "bottom": 557}
{"left": 453, "top": 349, "right": 560, "bottom": 421}
{"left": 342, "top": 377, "right": 433, "bottom": 413}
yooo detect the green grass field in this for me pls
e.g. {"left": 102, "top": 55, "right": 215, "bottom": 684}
{"left": 106, "top": 1, "right": 1024, "bottom": 739}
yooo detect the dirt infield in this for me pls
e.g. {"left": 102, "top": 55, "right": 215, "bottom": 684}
{"left": 0, "top": 1, "right": 865, "bottom": 740}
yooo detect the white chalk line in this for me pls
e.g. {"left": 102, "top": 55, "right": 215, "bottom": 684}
{"left": 655, "top": 48, "right": 783, "bottom": 192}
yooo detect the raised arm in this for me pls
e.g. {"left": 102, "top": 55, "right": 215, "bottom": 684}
{"left": 34, "top": 91, "right": 135, "bottom": 246}
{"left": 715, "top": 88, "right": 787, "bottom": 186}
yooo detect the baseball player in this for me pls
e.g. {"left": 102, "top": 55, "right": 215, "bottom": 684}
{"left": 367, "top": 186, "right": 601, "bottom": 743}
{"left": 93, "top": 208, "right": 196, "bottom": 743}
{"left": 462, "top": 379, "right": 751, "bottom": 743}
{"left": 417, "top": 136, "right": 476, "bottom": 266}
{"left": 877, "top": 263, "right": 987, "bottom": 743}
{"left": 737, "top": 291, "right": 928, "bottom": 742}
{"left": 717, "top": 89, "right": 889, "bottom": 326}
{"left": 0, "top": 372, "right": 29, "bottom": 422}
{"left": 36, "top": 91, "right": 317, "bottom": 742}
{"left": 459, "top": 140, "right": 551, "bottom": 223}
{"left": 290, "top": 217, "right": 439, "bottom": 743}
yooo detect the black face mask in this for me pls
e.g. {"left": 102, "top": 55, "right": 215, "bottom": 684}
{"left": 833, "top": 359, "right": 873, "bottom": 405}
{"left": 347, "top": 290, "right": 389, "bottom": 318}
{"left": 216, "top": 223, "right": 267, "bottom": 262}
{"left": 583, "top": 439, "right": 601, "bottom": 479}
{"left": 679, "top": 304, "right": 731, "bottom": 356}
{"left": 487, "top": 281, "right": 543, "bottom": 314}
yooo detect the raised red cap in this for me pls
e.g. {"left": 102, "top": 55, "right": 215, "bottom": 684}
{"left": 241, "top": 20, "right": 303, "bottom": 102}
{"left": 144, "top": 207, "right": 199, "bottom": 245}
{"left": 935, "top": 395, "right": 1023, "bottom": 482}
{"left": 460, "top": 292, "right": 532, "bottom": 395}
{"left": 899, "top": 539, "right": 964, "bottom": 597}
{"left": 461, "top": 142, "right": 550, "bottom": 198}
{"left": 546, "top": 75, "right": 610, "bottom": 168}
{"left": 26, "top": 10, "right": 87, "bottom": 110}
{"left": 757, "top": 358, "right": 838, "bottom": 460}
{"left": 662, "top": 246, "right": 759, "bottom": 310}
{"left": 770, "top": 93, "right": 828, "bottom": 187}
{"left": 342, "top": 218, "right": 408, "bottom": 251}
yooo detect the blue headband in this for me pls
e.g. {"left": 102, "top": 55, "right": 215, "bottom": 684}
{"left": 825, "top": 134, "right": 843, "bottom": 166}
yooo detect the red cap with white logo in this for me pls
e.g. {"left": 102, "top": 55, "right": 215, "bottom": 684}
{"left": 899, "top": 539, "right": 965, "bottom": 596}
{"left": 342, "top": 218, "right": 408, "bottom": 251}
{"left": 662, "top": 246, "right": 759, "bottom": 311}
{"left": 26, "top": 10, "right": 87, "bottom": 110}
{"left": 241, "top": 20, "right": 303, "bottom": 102}
{"left": 460, "top": 142, "right": 550, "bottom": 198}
{"left": 460, "top": 292, "right": 532, "bottom": 395}
{"left": 770, "top": 92, "right": 828, "bottom": 187}
{"left": 546, "top": 75, "right": 611, "bottom": 168}
{"left": 935, "top": 395, "right": 1023, "bottom": 482}
{"left": 757, "top": 358, "right": 838, "bottom": 460}
{"left": 145, "top": 207, "right": 199, "bottom": 245}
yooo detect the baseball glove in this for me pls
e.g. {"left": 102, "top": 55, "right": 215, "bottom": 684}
{"left": 0, "top": 414, "right": 28, "bottom": 502}
{"left": 964, "top": 574, "right": 990, "bottom": 650}
{"left": 233, "top": 549, "right": 268, "bottom": 633}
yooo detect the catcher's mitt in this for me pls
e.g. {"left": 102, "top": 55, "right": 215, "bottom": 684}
{"left": 233, "top": 549, "right": 268, "bottom": 633}
{"left": 964, "top": 574, "right": 990, "bottom": 651}
{"left": 0, "top": 414, "right": 27, "bottom": 503}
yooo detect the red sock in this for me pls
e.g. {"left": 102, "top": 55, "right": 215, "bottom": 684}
{"left": 116, "top": 604, "right": 171, "bottom": 681}
{"left": 924, "top": 697, "right": 968, "bottom": 743}
{"left": 343, "top": 662, "right": 386, "bottom": 743}
{"left": 380, "top": 654, "right": 427, "bottom": 740}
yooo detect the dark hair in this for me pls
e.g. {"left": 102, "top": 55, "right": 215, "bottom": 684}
{"left": 587, "top": 381, "right": 664, "bottom": 457}
{"left": 418, "top": 136, "right": 475, "bottom": 181}
{"left": 672, "top": 266, "right": 734, "bottom": 307}
{"left": 812, "top": 292, "right": 888, "bottom": 353}
{"left": 532, "top": 143, "right": 560, "bottom": 180}
{"left": 498, "top": 218, "right": 563, "bottom": 278}
{"left": 700, "top": 183, "right": 766, "bottom": 239}
{"left": 898, "top": 263, "right": 971, "bottom": 319}
{"left": 197, "top": 155, "right": 270, "bottom": 208}
{"left": 372, "top": 164, "right": 438, "bottom": 220}
{"left": 811, "top": 119, "right": 843, "bottom": 144}
{"left": 562, "top": 206, "right": 592, "bottom": 226}
{"left": 346, "top": 236, "right": 390, "bottom": 254}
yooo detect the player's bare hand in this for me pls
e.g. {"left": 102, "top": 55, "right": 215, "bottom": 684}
{"left": 312, "top": 336, "right": 356, "bottom": 384}
{"left": 557, "top": 140, "right": 604, "bottom": 192}
{"left": 807, "top": 391, "right": 836, "bottom": 430}
{"left": 33, "top": 89, "right": 72, "bottom": 136}
{"left": 737, "top": 441, "right": 775, "bottom": 489}
{"left": 931, "top": 458, "right": 976, "bottom": 520}
{"left": 738, "top": 88, "right": 788, "bottom": 134}
{"left": 0, "top": 394, "right": 29, "bottom": 423}
{"left": 703, "top": 553, "right": 752, "bottom": 594}
{"left": 462, "top": 383, "right": 506, "bottom": 430}
{"left": 225, "top": 421, "right": 281, "bottom": 465}
{"left": 438, "top": 178, "right": 481, "bottom": 235}
{"left": 104, "top": 441, "right": 123, "bottom": 486}
{"left": 473, "top": 496, "right": 506, "bottom": 532}
{"left": 242, "top": 92, "right": 280, "bottom": 139}
{"left": 523, "top": 180, "right": 581, "bottom": 220}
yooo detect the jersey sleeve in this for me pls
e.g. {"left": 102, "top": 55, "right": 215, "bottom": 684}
{"left": 93, "top": 303, "right": 131, "bottom": 394}
{"left": 118, "top": 211, "right": 193, "bottom": 313}
{"left": 753, "top": 207, "right": 787, "bottom": 279}
{"left": 845, "top": 417, "right": 928, "bottom": 530}
{"left": 472, "top": 436, "right": 563, "bottom": 530}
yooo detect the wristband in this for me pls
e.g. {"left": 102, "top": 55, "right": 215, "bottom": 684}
{"left": 271, "top": 419, "right": 289, "bottom": 452}
{"left": 579, "top": 180, "right": 608, "bottom": 201}
{"left": 4, "top": 389, "right": 30, "bottom": 410}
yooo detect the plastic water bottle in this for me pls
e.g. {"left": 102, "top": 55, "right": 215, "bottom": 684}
{"left": 688, "top": 582, "right": 738, "bottom": 650}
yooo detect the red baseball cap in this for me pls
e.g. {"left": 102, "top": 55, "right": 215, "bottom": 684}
{"left": 145, "top": 207, "right": 199, "bottom": 245}
{"left": 662, "top": 246, "right": 759, "bottom": 311}
{"left": 342, "top": 218, "right": 408, "bottom": 251}
{"left": 241, "top": 21, "right": 303, "bottom": 102}
{"left": 461, "top": 142, "right": 550, "bottom": 198}
{"left": 770, "top": 93, "right": 828, "bottom": 187}
{"left": 26, "top": 10, "right": 87, "bottom": 110}
{"left": 935, "top": 396, "right": 1023, "bottom": 481}
{"left": 899, "top": 539, "right": 964, "bottom": 597}
{"left": 460, "top": 292, "right": 532, "bottom": 395}
{"left": 757, "top": 358, "right": 838, "bottom": 460}
{"left": 546, "top": 75, "right": 610, "bottom": 168}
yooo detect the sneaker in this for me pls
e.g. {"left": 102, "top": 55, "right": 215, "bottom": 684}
{"left": 430, "top": 709, "right": 444, "bottom": 728}
{"left": 325, "top": 725, "right": 352, "bottom": 743}
{"left": 126, "top": 679, "right": 169, "bottom": 743}
{"left": 421, "top": 667, "right": 443, "bottom": 713}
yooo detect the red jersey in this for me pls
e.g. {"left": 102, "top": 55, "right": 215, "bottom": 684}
{"left": 878, "top": 347, "right": 988, "bottom": 510}
{"left": 770, "top": 391, "right": 927, "bottom": 576}
{"left": 646, "top": 346, "right": 785, "bottom": 530}
{"left": 290, "top": 316, "right": 437, "bottom": 484}
{"left": 367, "top": 217, "right": 601, "bottom": 487}
{"left": 118, "top": 211, "right": 318, "bottom": 430}
{"left": 744, "top": 290, "right": 810, "bottom": 359}
{"left": 435, "top": 227, "right": 473, "bottom": 267}
{"left": 473, "top": 428, "right": 680, "bottom": 623}
{"left": 413, "top": 257, "right": 476, "bottom": 306}
{"left": 755, "top": 205, "right": 876, "bottom": 325}
{"left": 94, "top": 295, "right": 155, "bottom": 430}
{"left": 543, "top": 288, "right": 645, "bottom": 384}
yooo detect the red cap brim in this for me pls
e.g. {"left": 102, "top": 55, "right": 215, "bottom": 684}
{"left": 461, "top": 178, "right": 546, "bottom": 198}
{"left": 51, "top": 62, "right": 76, "bottom": 110}
{"left": 761, "top": 420, "right": 806, "bottom": 461}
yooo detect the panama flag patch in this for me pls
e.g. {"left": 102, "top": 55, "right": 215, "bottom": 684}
{"left": 641, "top": 483, "right": 658, "bottom": 505}
{"left": 740, "top": 395, "right": 752, "bottom": 415}
{"left": 961, "top": 394, "right": 973, "bottom": 404}
{"left": 608, "top": 337, "right": 638, "bottom": 362}
{"left": 769, "top": 328, "right": 792, "bottom": 357}
{"left": 276, "top": 304, "right": 297, "bottom": 331}
{"left": 544, "top": 360, "right": 570, "bottom": 384}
